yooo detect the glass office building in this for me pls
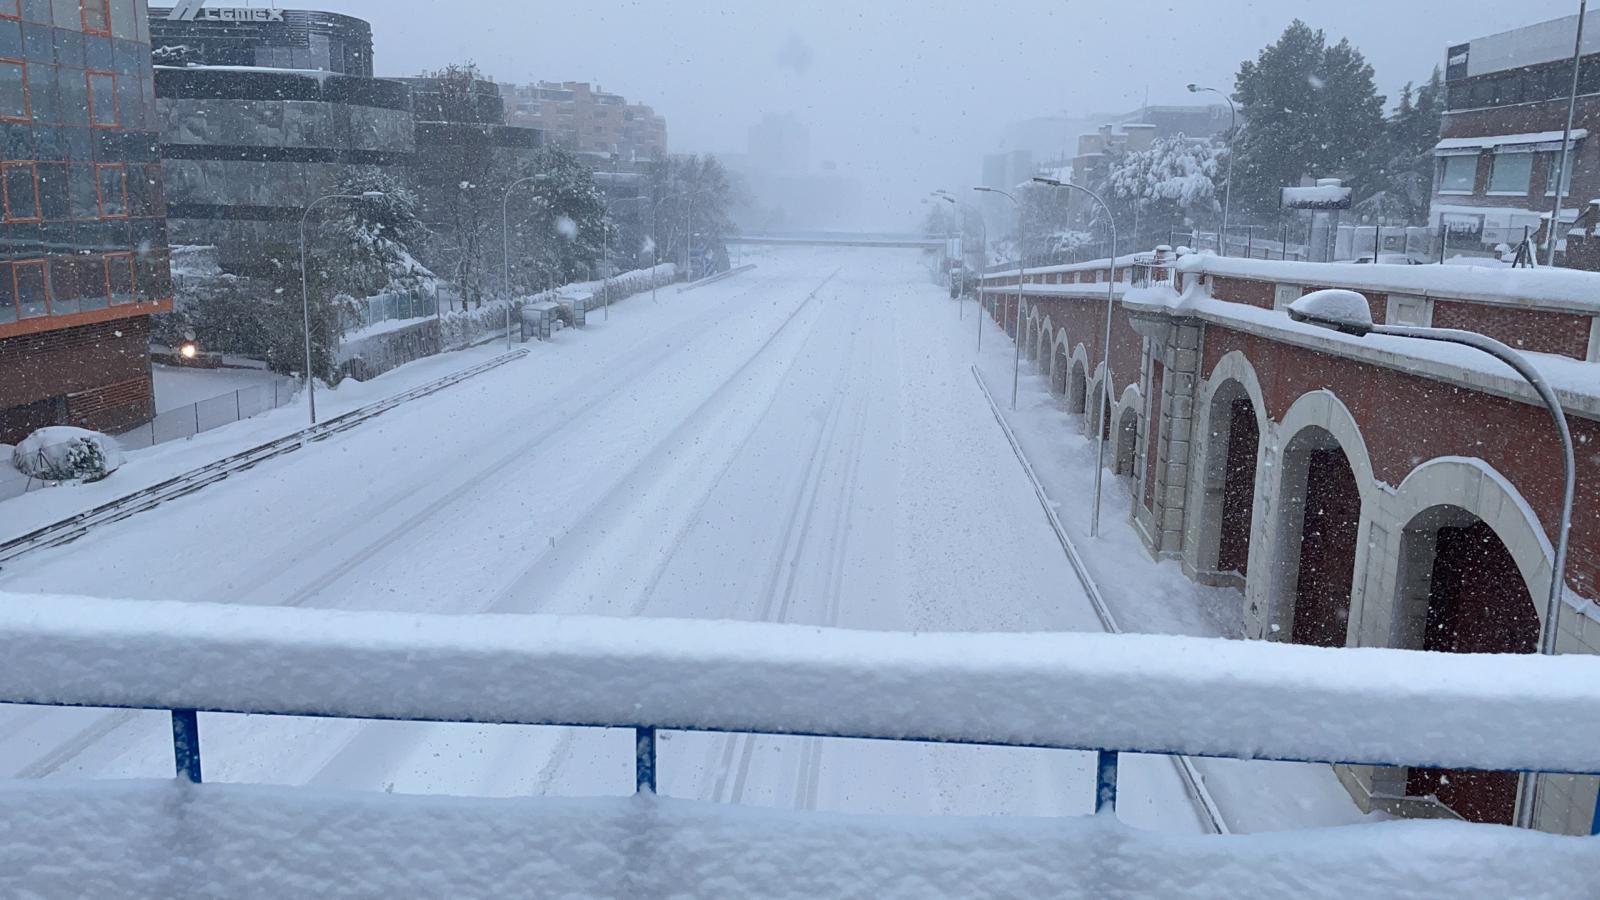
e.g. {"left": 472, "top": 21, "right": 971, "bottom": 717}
{"left": 0, "top": 0, "right": 171, "bottom": 443}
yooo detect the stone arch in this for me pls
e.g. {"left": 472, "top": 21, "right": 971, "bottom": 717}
{"left": 1035, "top": 315, "right": 1053, "bottom": 366}
{"left": 1379, "top": 457, "right": 1554, "bottom": 638}
{"left": 1185, "top": 352, "right": 1271, "bottom": 589}
{"left": 1373, "top": 461, "right": 1551, "bottom": 827}
{"left": 1114, "top": 406, "right": 1140, "bottom": 476}
{"left": 1085, "top": 361, "right": 1118, "bottom": 446}
{"left": 1067, "top": 348, "right": 1090, "bottom": 417}
{"left": 1050, "top": 330, "right": 1071, "bottom": 395}
{"left": 1252, "top": 390, "right": 1380, "bottom": 648}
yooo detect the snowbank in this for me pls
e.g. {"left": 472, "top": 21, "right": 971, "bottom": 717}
{"left": 10, "top": 427, "right": 124, "bottom": 482}
{"left": 1, "top": 781, "right": 1593, "bottom": 899}
{"left": 2, "top": 594, "right": 1598, "bottom": 774}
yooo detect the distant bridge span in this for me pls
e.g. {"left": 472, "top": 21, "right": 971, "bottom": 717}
{"left": 729, "top": 231, "right": 943, "bottom": 249}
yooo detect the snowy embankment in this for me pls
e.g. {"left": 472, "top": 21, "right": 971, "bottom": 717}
{"left": 437, "top": 263, "right": 677, "bottom": 350}
{"left": 3, "top": 593, "right": 1598, "bottom": 773}
{"left": 3, "top": 782, "right": 1594, "bottom": 899}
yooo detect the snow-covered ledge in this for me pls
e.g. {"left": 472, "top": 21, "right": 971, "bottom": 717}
{"left": 3, "top": 593, "right": 1600, "bottom": 774}
{"left": 1121, "top": 280, "right": 1600, "bottom": 420}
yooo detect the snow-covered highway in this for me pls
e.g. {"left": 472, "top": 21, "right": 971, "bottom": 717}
{"left": 0, "top": 247, "right": 1202, "bottom": 830}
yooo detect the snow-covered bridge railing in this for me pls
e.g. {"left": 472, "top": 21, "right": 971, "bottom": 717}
{"left": 3, "top": 594, "right": 1600, "bottom": 826}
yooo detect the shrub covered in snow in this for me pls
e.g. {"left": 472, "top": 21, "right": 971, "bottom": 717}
{"left": 11, "top": 427, "right": 124, "bottom": 483}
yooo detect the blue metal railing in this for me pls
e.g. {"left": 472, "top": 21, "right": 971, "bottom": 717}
{"left": 133, "top": 703, "right": 1595, "bottom": 832}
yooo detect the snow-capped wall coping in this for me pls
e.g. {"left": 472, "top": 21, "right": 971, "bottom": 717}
{"left": 1123, "top": 281, "right": 1600, "bottom": 414}
{"left": 4, "top": 593, "right": 1599, "bottom": 774}
{"left": 981, "top": 254, "right": 1144, "bottom": 281}
{"left": 1434, "top": 129, "right": 1589, "bottom": 153}
{"left": 4, "top": 782, "right": 1594, "bottom": 898}
{"left": 1175, "top": 253, "right": 1600, "bottom": 316}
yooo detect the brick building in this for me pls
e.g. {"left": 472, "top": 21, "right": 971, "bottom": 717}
{"left": 502, "top": 81, "right": 666, "bottom": 164}
{"left": 1431, "top": 10, "right": 1600, "bottom": 258}
{"left": 983, "top": 252, "right": 1600, "bottom": 834}
{"left": 0, "top": 0, "right": 172, "bottom": 444}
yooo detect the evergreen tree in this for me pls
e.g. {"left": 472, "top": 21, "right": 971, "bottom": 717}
{"left": 1358, "top": 67, "right": 1445, "bottom": 225}
{"left": 1231, "top": 21, "right": 1386, "bottom": 219}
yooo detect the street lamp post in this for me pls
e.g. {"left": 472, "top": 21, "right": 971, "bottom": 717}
{"left": 932, "top": 191, "right": 959, "bottom": 302}
{"left": 1188, "top": 83, "right": 1236, "bottom": 257}
{"left": 939, "top": 190, "right": 988, "bottom": 322}
{"left": 975, "top": 187, "right": 1027, "bottom": 410}
{"left": 502, "top": 173, "right": 549, "bottom": 305}
{"left": 1288, "top": 289, "right": 1575, "bottom": 831}
{"left": 600, "top": 194, "right": 611, "bottom": 321}
{"left": 650, "top": 194, "right": 673, "bottom": 302}
{"left": 1548, "top": 0, "right": 1588, "bottom": 267}
{"left": 299, "top": 190, "right": 386, "bottom": 427}
{"left": 1035, "top": 176, "right": 1120, "bottom": 538}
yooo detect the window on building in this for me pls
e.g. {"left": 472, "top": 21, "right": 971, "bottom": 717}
{"left": 2, "top": 160, "right": 37, "bottom": 221}
{"left": 1545, "top": 151, "right": 1578, "bottom": 197}
{"left": 0, "top": 57, "right": 26, "bottom": 121}
{"left": 105, "top": 251, "right": 133, "bottom": 305}
{"left": 95, "top": 162, "right": 125, "bottom": 217}
{"left": 14, "top": 257, "right": 46, "bottom": 317}
{"left": 1487, "top": 151, "right": 1533, "bottom": 194}
{"left": 79, "top": 0, "right": 109, "bottom": 36}
{"left": 1439, "top": 155, "right": 1477, "bottom": 193}
{"left": 85, "top": 70, "right": 116, "bottom": 127}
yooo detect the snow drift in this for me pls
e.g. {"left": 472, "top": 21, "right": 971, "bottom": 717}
{"left": 1, "top": 781, "right": 1594, "bottom": 899}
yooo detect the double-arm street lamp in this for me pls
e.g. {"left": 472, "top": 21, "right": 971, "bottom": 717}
{"left": 1188, "top": 83, "right": 1236, "bottom": 257}
{"left": 300, "top": 190, "right": 387, "bottom": 426}
{"left": 974, "top": 187, "right": 1026, "bottom": 409}
{"left": 1034, "top": 176, "right": 1121, "bottom": 538}
{"left": 1288, "top": 289, "right": 1575, "bottom": 831}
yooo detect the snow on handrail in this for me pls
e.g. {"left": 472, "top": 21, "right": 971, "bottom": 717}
{"left": 2, "top": 593, "right": 1598, "bottom": 776}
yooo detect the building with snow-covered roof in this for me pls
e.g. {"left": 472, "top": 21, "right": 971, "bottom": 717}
{"left": 1432, "top": 10, "right": 1600, "bottom": 264}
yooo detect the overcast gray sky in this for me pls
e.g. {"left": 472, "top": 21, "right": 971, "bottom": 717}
{"left": 297, "top": 1, "right": 1584, "bottom": 228}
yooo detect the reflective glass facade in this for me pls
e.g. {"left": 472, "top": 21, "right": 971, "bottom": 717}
{"left": 0, "top": 0, "right": 170, "bottom": 333}
{"left": 0, "top": 0, "right": 169, "bottom": 442}
{"left": 149, "top": 8, "right": 372, "bottom": 77}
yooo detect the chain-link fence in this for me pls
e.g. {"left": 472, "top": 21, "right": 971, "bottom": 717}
{"left": 119, "top": 375, "right": 302, "bottom": 452}
{"left": 2, "top": 374, "right": 302, "bottom": 503}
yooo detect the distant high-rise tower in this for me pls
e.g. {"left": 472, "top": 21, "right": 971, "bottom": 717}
{"left": 748, "top": 113, "right": 811, "bottom": 175}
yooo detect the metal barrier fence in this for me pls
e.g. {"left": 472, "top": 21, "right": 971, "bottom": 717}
{"left": 118, "top": 375, "right": 301, "bottom": 453}
{"left": 2, "top": 596, "right": 1592, "bottom": 835}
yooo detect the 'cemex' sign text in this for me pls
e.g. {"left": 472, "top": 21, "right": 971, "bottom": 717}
{"left": 168, "top": 1, "right": 285, "bottom": 22}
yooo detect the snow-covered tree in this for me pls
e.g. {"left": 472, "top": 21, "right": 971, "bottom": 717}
{"left": 643, "top": 155, "right": 736, "bottom": 278}
{"left": 502, "top": 145, "right": 612, "bottom": 293}
{"left": 1106, "top": 134, "right": 1222, "bottom": 237}
{"left": 318, "top": 169, "right": 435, "bottom": 299}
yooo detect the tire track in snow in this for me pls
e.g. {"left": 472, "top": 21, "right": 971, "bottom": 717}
{"left": 295, "top": 270, "right": 844, "bottom": 794}
{"left": 714, "top": 293, "right": 875, "bottom": 809}
{"left": 11, "top": 268, "right": 824, "bottom": 784}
